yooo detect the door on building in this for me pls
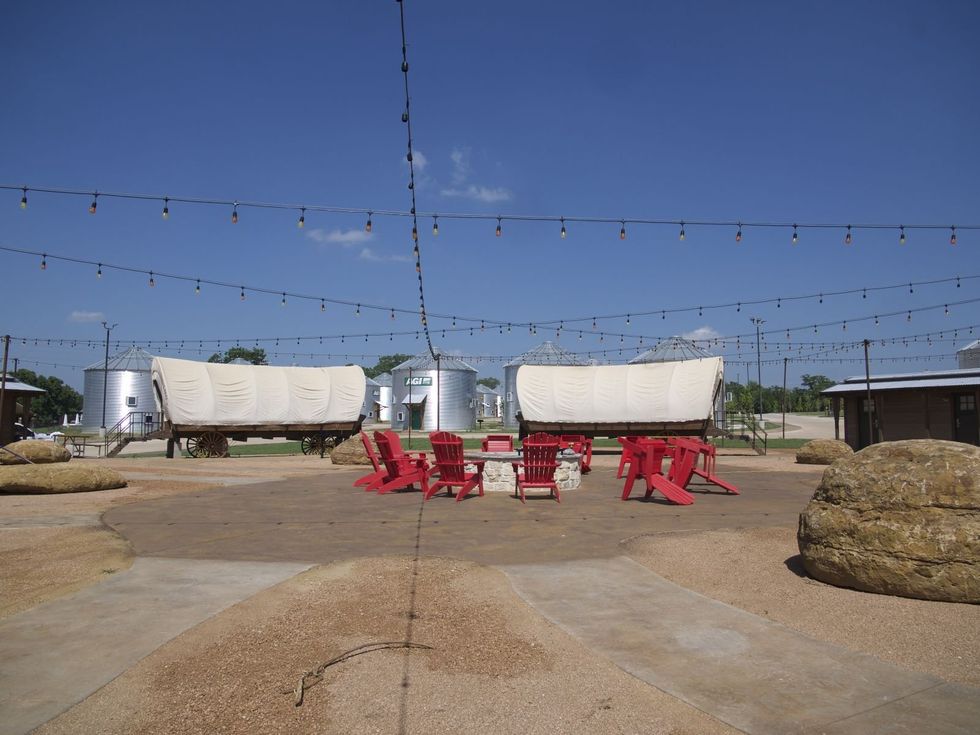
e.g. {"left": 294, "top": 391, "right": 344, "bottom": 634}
{"left": 857, "top": 397, "right": 878, "bottom": 449}
{"left": 410, "top": 404, "right": 424, "bottom": 430}
{"left": 953, "top": 394, "right": 978, "bottom": 445}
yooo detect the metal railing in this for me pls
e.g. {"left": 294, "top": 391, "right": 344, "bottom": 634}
{"left": 104, "top": 411, "right": 164, "bottom": 456}
{"left": 715, "top": 411, "right": 768, "bottom": 455}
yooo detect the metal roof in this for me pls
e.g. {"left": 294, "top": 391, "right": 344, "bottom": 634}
{"left": 365, "top": 376, "right": 380, "bottom": 387}
{"left": 84, "top": 345, "right": 155, "bottom": 372}
{"left": 822, "top": 367, "right": 980, "bottom": 395}
{"left": 393, "top": 350, "right": 477, "bottom": 372}
{"left": 476, "top": 385, "right": 500, "bottom": 395}
{"left": 628, "top": 336, "right": 713, "bottom": 364}
{"left": 0, "top": 376, "right": 45, "bottom": 394}
{"left": 958, "top": 339, "right": 980, "bottom": 352}
{"left": 374, "top": 372, "right": 393, "bottom": 386}
{"left": 504, "top": 341, "right": 587, "bottom": 368}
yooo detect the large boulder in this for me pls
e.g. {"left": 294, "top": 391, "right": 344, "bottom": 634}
{"left": 0, "top": 439, "right": 72, "bottom": 465}
{"left": 0, "top": 464, "right": 127, "bottom": 494}
{"left": 796, "top": 439, "right": 853, "bottom": 465}
{"left": 798, "top": 439, "right": 980, "bottom": 603}
{"left": 329, "top": 434, "right": 373, "bottom": 465}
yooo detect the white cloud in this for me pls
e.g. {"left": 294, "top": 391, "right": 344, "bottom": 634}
{"left": 682, "top": 326, "right": 721, "bottom": 341}
{"left": 439, "top": 184, "right": 512, "bottom": 203}
{"left": 359, "top": 247, "right": 411, "bottom": 263}
{"left": 306, "top": 228, "right": 373, "bottom": 246}
{"left": 439, "top": 147, "right": 511, "bottom": 202}
{"left": 410, "top": 149, "right": 428, "bottom": 171}
{"left": 68, "top": 310, "right": 105, "bottom": 323}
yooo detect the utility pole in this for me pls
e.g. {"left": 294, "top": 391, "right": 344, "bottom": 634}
{"left": 782, "top": 357, "right": 788, "bottom": 440}
{"left": 100, "top": 321, "right": 118, "bottom": 437}
{"left": 863, "top": 339, "right": 874, "bottom": 446}
{"left": 0, "top": 335, "right": 9, "bottom": 442}
{"left": 750, "top": 317, "right": 765, "bottom": 423}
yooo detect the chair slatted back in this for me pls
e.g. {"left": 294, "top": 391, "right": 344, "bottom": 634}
{"left": 430, "top": 431, "right": 468, "bottom": 483}
{"left": 482, "top": 434, "right": 514, "bottom": 452}
{"left": 373, "top": 431, "right": 404, "bottom": 477}
{"left": 360, "top": 431, "right": 382, "bottom": 471}
{"left": 521, "top": 437, "right": 560, "bottom": 484}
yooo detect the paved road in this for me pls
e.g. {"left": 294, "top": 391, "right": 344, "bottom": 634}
{"left": 763, "top": 412, "right": 837, "bottom": 440}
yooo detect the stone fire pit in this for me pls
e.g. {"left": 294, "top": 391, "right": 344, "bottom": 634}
{"left": 463, "top": 450, "right": 582, "bottom": 493}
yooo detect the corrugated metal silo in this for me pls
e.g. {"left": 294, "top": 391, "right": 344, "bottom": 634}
{"left": 82, "top": 346, "right": 157, "bottom": 430}
{"left": 362, "top": 376, "right": 381, "bottom": 424}
{"left": 503, "top": 341, "right": 586, "bottom": 428}
{"left": 390, "top": 350, "right": 477, "bottom": 431}
{"left": 374, "top": 372, "right": 394, "bottom": 423}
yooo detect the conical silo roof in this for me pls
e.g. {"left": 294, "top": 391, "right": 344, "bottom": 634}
{"left": 84, "top": 345, "right": 155, "bottom": 372}
{"left": 393, "top": 349, "right": 477, "bottom": 372}
{"left": 628, "top": 336, "right": 713, "bottom": 364}
{"left": 504, "top": 341, "right": 587, "bottom": 368}
{"left": 374, "top": 372, "right": 393, "bottom": 387}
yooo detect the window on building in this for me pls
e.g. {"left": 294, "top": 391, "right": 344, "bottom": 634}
{"left": 506, "top": 392, "right": 513, "bottom": 402}
{"left": 397, "top": 411, "right": 405, "bottom": 421}
{"left": 126, "top": 396, "right": 138, "bottom": 407}
{"left": 959, "top": 395, "right": 976, "bottom": 411}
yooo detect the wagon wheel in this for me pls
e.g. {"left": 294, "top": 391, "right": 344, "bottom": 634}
{"left": 187, "top": 431, "right": 228, "bottom": 458}
{"left": 301, "top": 435, "right": 336, "bottom": 455}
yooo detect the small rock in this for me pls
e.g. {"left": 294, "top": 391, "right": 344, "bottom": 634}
{"left": 796, "top": 439, "right": 853, "bottom": 465}
{"left": 329, "top": 434, "right": 374, "bottom": 465}
{"left": 0, "top": 439, "right": 72, "bottom": 465}
{"left": 0, "top": 464, "right": 127, "bottom": 494}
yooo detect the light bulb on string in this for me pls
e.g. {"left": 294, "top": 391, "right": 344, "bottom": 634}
{"left": 40, "top": 253, "right": 46, "bottom": 270}
{"left": 240, "top": 287, "right": 246, "bottom": 301}
{"left": 390, "top": 308, "right": 396, "bottom": 320}
{"left": 195, "top": 279, "right": 201, "bottom": 294}
{"left": 907, "top": 311, "right": 912, "bottom": 322}
{"left": 297, "top": 208, "right": 305, "bottom": 228}
{"left": 496, "top": 217, "right": 502, "bottom": 237}
{"left": 231, "top": 203, "right": 238, "bottom": 224}
{"left": 844, "top": 225, "right": 852, "bottom": 245}
{"left": 945, "top": 304, "right": 950, "bottom": 316}
{"left": 592, "top": 317, "right": 597, "bottom": 330}
{"left": 626, "top": 314, "right": 630, "bottom": 325}
{"left": 792, "top": 225, "right": 798, "bottom": 244}
{"left": 365, "top": 212, "right": 373, "bottom": 233}
{"left": 149, "top": 272, "right": 155, "bottom": 287}
{"left": 97, "top": 263, "right": 102, "bottom": 278}
{"left": 162, "top": 198, "right": 169, "bottom": 220}
{"left": 899, "top": 226, "right": 905, "bottom": 245}
{"left": 620, "top": 221, "right": 626, "bottom": 240}
{"left": 432, "top": 216, "right": 438, "bottom": 236}
{"left": 560, "top": 217, "right": 566, "bottom": 239}
{"left": 735, "top": 223, "right": 742, "bottom": 243}
{"left": 280, "top": 293, "right": 286, "bottom": 306}
{"left": 950, "top": 226, "right": 957, "bottom": 245}
{"left": 355, "top": 304, "right": 361, "bottom": 317}
{"left": 320, "top": 299, "right": 326, "bottom": 313}
{"left": 21, "top": 187, "right": 28, "bottom": 209}
{"left": 412, "top": 225, "right": 418, "bottom": 241}
{"left": 88, "top": 192, "right": 98, "bottom": 214}
{"left": 679, "top": 222, "right": 685, "bottom": 241}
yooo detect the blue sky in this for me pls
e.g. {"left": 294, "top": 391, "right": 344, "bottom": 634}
{"left": 1, "top": 0, "right": 978, "bottom": 391}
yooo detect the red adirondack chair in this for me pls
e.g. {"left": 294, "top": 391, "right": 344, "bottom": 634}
{"left": 617, "top": 437, "right": 694, "bottom": 505}
{"left": 482, "top": 434, "right": 514, "bottom": 452}
{"left": 373, "top": 430, "right": 430, "bottom": 495}
{"left": 353, "top": 431, "right": 388, "bottom": 491}
{"left": 513, "top": 433, "right": 561, "bottom": 503}
{"left": 426, "top": 431, "right": 485, "bottom": 502}
{"left": 616, "top": 435, "right": 651, "bottom": 478}
{"left": 559, "top": 434, "right": 593, "bottom": 473}
{"left": 672, "top": 438, "right": 739, "bottom": 494}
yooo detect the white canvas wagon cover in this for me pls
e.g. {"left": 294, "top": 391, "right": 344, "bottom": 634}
{"left": 516, "top": 358, "right": 723, "bottom": 424}
{"left": 151, "top": 357, "right": 366, "bottom": 426}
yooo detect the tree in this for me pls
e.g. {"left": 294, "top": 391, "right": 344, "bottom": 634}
{"left": 477, "top": 377, "right": 500, "bottom": 390}
{"left": 801, "top": 374, "right": 835, "bottom": 411}
{"left": 364, "top": 354, "right": 413, "bottom": 379}
{"left": 208, "top": 347, "right": 268, "bottom": 365}
{"left": 11, "top": 369, "right": 83, "bottom": 427}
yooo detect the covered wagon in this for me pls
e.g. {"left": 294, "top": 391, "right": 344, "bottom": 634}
{"left": 515, "top": 357, "right": 724, "bottom": 439}
{"left": 151, "top": 357, "right": 366, "bottom": 457}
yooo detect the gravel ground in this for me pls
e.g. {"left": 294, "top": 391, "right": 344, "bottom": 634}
{"left": 37, "top": 556, "right": 737, "bottom": 735}
{"left": 625, "top": 526, "right": 980, "bottom": 687}
{"left": 0, "top": 526, "right": 132, "bottom": 620}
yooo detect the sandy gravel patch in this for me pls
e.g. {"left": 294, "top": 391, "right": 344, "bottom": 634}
{"left": 38, "top": 556, "right": 735, "bottom": 735}
{"left": 625, "top": 526, "right": 980, "bottom": 687}
{"left": 0, "top": 526, "right": 132, "bottom": 620}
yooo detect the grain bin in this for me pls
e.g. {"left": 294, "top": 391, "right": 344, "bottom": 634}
{"left": 628, "top": 336, "right": 713, "bottom": 364}
{"left": 958, "top": 340, "right": 980, "bottom": 369}
{"left": 503, "top": 341, "right": 586, "bottom": 429}
{"left": 374, "top": 372, "right": 394, "bottom": 423}
{"left": 362, "top": 376, "right": 381, "bottom": 424}
{"left": 82, "top": 346, "right": 156, "bottom": 431}
{"left": 390, "top": 351, "right": 477, "bottom": 431}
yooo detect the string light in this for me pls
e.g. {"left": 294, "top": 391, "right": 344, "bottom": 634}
{"left": 321, "top": 299, "right": 326, "bottom": 312}
{"left": 97, "top": 263, "right": 102, "bottom": 278}
{"left": 945, "top": 304, "right": 950, "bottom": 316}
{"left": 20, "top": 187, "right": 27, "bottom": 209}
{"left": 432, "top": 216, "right": 438, "bottom": 236}
{"left": 231, "top": 202, "right": 239, "bottom": 224}
{"left": 792, "top": 225, "right": 798, "bottom": 245}
{"left": 365, "top": 212, "right": 373, "bottom": 233}
{"left": 679, "top": 222, "right": 685, "bottom": 241}
{"left": 40, "top": 253, "right": 46, "bottom": 270}
{"left": 195, "top": 279, "right": 201, "bottom": 294}
{"left": 298, "top": 208, "right": 305, "bottom": 228}
{"left": 560, "top": 217, "right": 566, "bottom": 239}
{"left": 281, "top": 292, "right": 287, "bottom": 306}
{"left": 412, "top": 225, "right": 418, "bottom": 241}
{"left": 149, "top": 271, "right": 155, "bottom": 287}
{"left": 162, "top": 197, "right": 169, "bottom": 220}
{"left": 735, "top": 223, "right": 742, "bottom": 243}
{"left": 899, "top": 226, "right": 905, "bottom": 245}
{"left": 620, "top": 221, "right": 626, "bottom": 240}
{"left": 240, "top": 286, "right": 246, "bottom": 301}
{"left": 951, "top": 226, "right": 957, "bottom": 245}
{"left": 355, "top": 304, "right": 361, "bottom": 317}
{"left": 390, "top": 308, "right": 396, "bottom": 320}
{"left": 844, "top": 225, "right": 852, "bottom": 245}
{"left": 89, "top": 193, "right": 98, "bottom": 214}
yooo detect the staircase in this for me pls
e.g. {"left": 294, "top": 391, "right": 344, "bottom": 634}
{"left": 711, "top": 411, "right": 768, "bottom": 455}
{"left": 104, "top": 412, "right": 167, "bottom": 458}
